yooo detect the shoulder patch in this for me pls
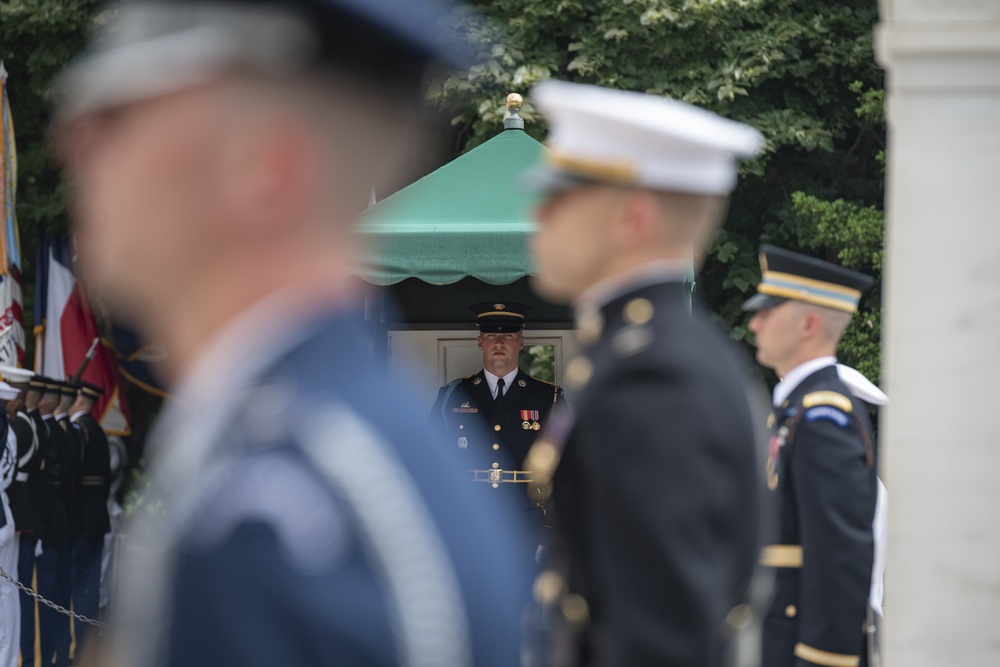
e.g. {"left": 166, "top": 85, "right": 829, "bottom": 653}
{"left": 803, "top": 406, "right": 851, "bottom": 428}
{"left": 802, "top": 390, "right": 853, "bottom": 413}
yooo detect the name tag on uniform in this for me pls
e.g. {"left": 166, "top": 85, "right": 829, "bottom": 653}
{"left": 452, "top": 407, "right": 478, "bottom": 413}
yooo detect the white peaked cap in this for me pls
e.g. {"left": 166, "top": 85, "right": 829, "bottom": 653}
{"left": 0, "top": 365, "right": 34, "bottom": 384}
{"left": 0, "top": 381, "right": 21, "bottom": 401}
{"left": 836, "top": 364, "right": 888, "bottom": 406}
{"left": 528, "top": 79, "right": 765, "bottom": 195}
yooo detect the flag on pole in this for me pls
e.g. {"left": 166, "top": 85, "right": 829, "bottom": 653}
{"left": 0, "top": 62, "right": 25, "bottom": 366}
{"left": 35, "top": 235, "right": 131, "bottom": 435}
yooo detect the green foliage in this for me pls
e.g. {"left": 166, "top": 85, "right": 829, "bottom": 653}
{"left": 2, "top": 0, "right": 887, "bottom": 389}
{"left": 1, "top": 0, "right": 102, "bottom": 237}
{"left": 521, "top": 343, "right": 556, "bottom": 383}
{"left": 436, "top": 0, "right": 886, "bottom": 384}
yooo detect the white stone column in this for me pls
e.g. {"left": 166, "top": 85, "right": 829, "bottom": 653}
{"left": 876, "top": 2, "right": 1000, "bottom": 665}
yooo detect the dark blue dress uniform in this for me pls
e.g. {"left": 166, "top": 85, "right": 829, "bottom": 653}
{"left": 760, "top": 368, "right": 877, "bottom": 667}
{"left": 71, "top": 383, "right": 113, "bottom": 655}
{"left": 431, "top": 369, "right": 563, "bottom": 476}
{"left": 744, "top": 246, "right": 879, "bottom": 667}
{"left": 525, "top": 280, "right": 764, "bottom": 667}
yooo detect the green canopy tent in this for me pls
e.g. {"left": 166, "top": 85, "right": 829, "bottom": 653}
{"left": 354, "top": 103, "right": 572, "bottom": 380}
{"left": 358, "top": 112, "right": 546, "bottom": 287}
{"left": 356, "top": 101, "right": 571, "bottom": 333}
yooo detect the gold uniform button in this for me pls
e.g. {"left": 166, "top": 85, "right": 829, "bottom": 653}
{"left": 492, "top": 444, "right": 500, "bottom": 450}
{"left": 533, "top": 570, "right": 564, "bottom": 605}
{"left": 492, "top": 462, "right": 499, "bottom": 469}
{"left": 785, "top": 605, "right": 797, "bottom": 618}
{"left": 724, "top": 604, "right": 753, "bottom": 630}
{"left": 458, "top": 425, "right": 464, "bottom": 430}
{"left": 623, "top": 297, "right": 654, "bottom": 325}
{"left": 575, "top": 309, "right": 604, "bottom": 346}
{"left": 565, "top": 356, "right": 594, "bottom": 389}
{"left": 561, "top": 593, "right": 590, "bottom": 629}
{"left": 493, "top": 424, "right": 501, "bottom": 432}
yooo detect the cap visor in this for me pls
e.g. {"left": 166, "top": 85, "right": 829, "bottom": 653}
{"left": 519, "top": 164, "right": 595, "bottom": 194}
{"left": 741, "top": 293, "right": 787, "bottom": 312}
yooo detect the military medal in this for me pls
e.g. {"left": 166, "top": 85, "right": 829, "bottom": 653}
{"left": 766, "top": 425, "right": 789, "bottom": 490}
{"left": 531, "top": 422, "right": 541, "bottom": 431}
{"left": 521, "top": 410, "right": 540, "bottom": 430}
{"left": 457, "top": 437, "right": 468, "bottom": 450}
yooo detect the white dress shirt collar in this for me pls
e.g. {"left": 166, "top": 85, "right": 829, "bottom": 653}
{"left": 483, "top": 368, "right": 519, "bottom": 399}
{"left": 772, "top": 356, "right": 837, "bottom": 407}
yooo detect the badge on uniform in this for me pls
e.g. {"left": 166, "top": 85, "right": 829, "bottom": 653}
{"left": 453, "top": 401, "right": 478, "bottom": 414}
{"left": 518, "top": 379, "right": 527, "bottom": 387}
{"left": 766, "top": 425, "right": 789, "bottom": 491}
{"left": 457, "top": 437, "right": 468, "bottom": 450}
{"left": 520, "top": 410, "right": 541, "bottom": 431}
{"left": 473, "top": 378, "right": 482, "bottom": 385}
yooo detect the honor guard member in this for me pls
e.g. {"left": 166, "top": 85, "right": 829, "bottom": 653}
{"left": 522, "top": 81, "right": 767, "bottom": 666}
{"left": 0, "top": 380, "right": 20, "bottom": 667}
{"left": 34, "top": 379, "right": 74, "bottom": 667}
{"left": 743, "top": 245, "right": 878, "bottom": 667}
{"left": 39, "top": 380, "right": 79, "bottom": 667}
{"left": 430, "top": 303, "right": 564, "bottom": 504}
{"left": 53, "top": 1, "right": 530, "bottom": 666}
{"left": 20, "top": 377, "right": 57, "bottom": 667}
{"left": 69, "top": 381, "right": 111, "bottom": 652}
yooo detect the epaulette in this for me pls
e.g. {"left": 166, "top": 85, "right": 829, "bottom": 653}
{"left": 526, "top": 374, "right": 560, "bottom": 388}
{"left": 802, "top": 390, "right": 852, "bottom": 413}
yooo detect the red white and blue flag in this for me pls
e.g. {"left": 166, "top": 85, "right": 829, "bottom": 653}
{"left": 35, "top": 236, "right": 131, "bottom": 435}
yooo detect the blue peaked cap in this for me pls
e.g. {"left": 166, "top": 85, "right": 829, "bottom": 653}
{"left": 57, "top": 0, "right": 475, "bottom": 119}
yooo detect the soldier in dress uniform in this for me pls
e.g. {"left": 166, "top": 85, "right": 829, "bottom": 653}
{"left": 742, "top": 245, "right": 878, "bottom": 667}
{"left": 20, "top": 376, "right": 55, "bottom": 666}
{"left": 69, "top": 381, "right": 111, "bottom": 652}
{"left": 53, "top": 1, "right": 530, "bottom": 666}
{"left": 430, "top": 303, "right": 564, "bottom": 505}
{"left": 521, "top": 80, "right": 767, "bottom": 666}
{"left": 37, "top": 380, "right": 76, "bottom": 667}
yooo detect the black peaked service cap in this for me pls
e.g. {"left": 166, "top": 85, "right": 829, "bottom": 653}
{"left": 742, "top": 244, "right": 875, "bottom": 313}
{"left": 472, "top": 302, "right": 530, "bottom": 334}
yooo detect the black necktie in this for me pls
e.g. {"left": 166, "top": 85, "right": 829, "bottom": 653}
{"left": 495, "top": 378, "right": 505, "bottom": 403}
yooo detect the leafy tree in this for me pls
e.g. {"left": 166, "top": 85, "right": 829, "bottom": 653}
{"left": 1, "top": 0, "right": 104, "bottom": 364}
{"left": 433, "top": 0, "right": 886, "bottom": 384}
{"left": 3, "top": 0, "right": 886, "bottom": 386}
